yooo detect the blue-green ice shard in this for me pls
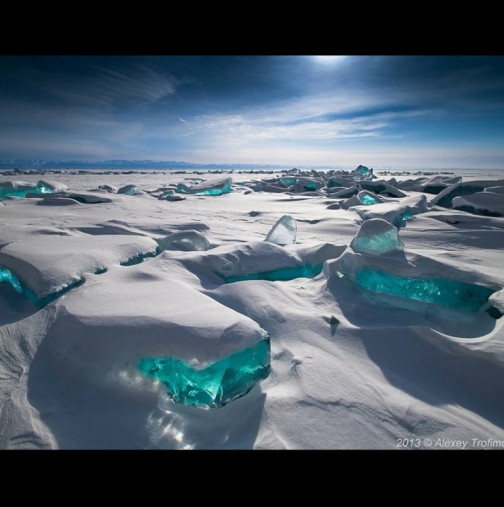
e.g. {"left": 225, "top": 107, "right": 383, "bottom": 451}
{"left": 0, "top": 181, "right": 52, "bottom": 200}
{"left": 355, "top": 266, "right": 495, "bottom": 312}
{"left": 222, "top": 263, "right": 323, "bottom": 283}
{"left": 138, "top": 338, "right": 271, "bottom": 409}
{"left": 359, "top": 194, "right": 379, "bottom": 205}
{"left": 280, "top": 177, "right": 297, "bottom": 186}
{"left": 0, "top": 266, "right": 23, "bottom": 293}
{"left": 176, "top": 177, "right": 232, "bottom": 196}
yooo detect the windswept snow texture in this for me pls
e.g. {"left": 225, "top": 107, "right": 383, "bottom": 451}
{"left": 1, "top": 166, "right": 504, "bottom": 449}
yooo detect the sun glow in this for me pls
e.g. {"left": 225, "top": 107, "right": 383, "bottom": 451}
{"left": 311, "top": 55, "right": 347, "bottom": 65}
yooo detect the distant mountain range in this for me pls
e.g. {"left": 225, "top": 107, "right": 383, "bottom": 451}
{"left": 0, "top": 159, "right": 341, "bottom": 170}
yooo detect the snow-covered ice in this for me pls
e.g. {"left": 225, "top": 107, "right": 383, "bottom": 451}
{"left": 1, "top": 166, "right": 504, "bottom": 449}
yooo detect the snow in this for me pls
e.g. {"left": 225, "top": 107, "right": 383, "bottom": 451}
{"left": 1, "top": 167, "right": 504, "bottom": 449}
{"left": 453, "top": 192, "right": 504, "bottom": 217}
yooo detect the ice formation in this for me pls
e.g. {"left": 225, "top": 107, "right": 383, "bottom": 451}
{"left": 355, "top": 267, "right": 495, "bottom": 313}
{"left": 98, "top": 185, "right": 117, "bottom": 193}
{"left": 431, "top": 180, "right": 504, "bottom": 208}
{"left": 350, "top": 219, "right": 404, "bottom": 256}
{"left": 0, "top": 266, "right": 23, "bottom": 294}
{"left": 65, "top": 192, "right": 116, "bottom": 204}
{"left": 0, "top": 235, "right": 159, "bottom": 300}
{"left": 452, "top": 192, "right": 504, "bottom": 217}
{"left": 222, "top": 263, "right": 323, "bottom": 283}
{"left": 357, "top": 190, "right": 382, "bottom": 205}
{"left": 356, "top": 195, "right": 427, "bottom": 228}
{"left": 351, "top": 165, "right": 374, "bottom": 180}
{"left": 341, "top": 195, "right": 362, "bottom": 209}
{"left": 0, "top": 264, "right": 84, "bottom": 308}
{"left": 138, "top": 338, "right": 270, "bottom": 409}
{"left": 157, "top": 230, "right": 211, "bottom": 252}
{"left": 396, "top": 176, "right": 462, "bottom": 194}
{"left": 177, "top": 177, "right": 232, "bottom": 196}
{"left": 158, "top": 190, "right": 186, "bottom": 201}
{"left": 42, "top": 262, "right": 271, "bottom": 411}
{"left": 280, "top": 176, "right": 297, "bottom": 187}
{"left": 484, "top": 186, "right": 504, "bottom": 194}
{"left": 117, "top": 184, "right": 137, "bottom": 196}
{"left": 0, "top": 180, "right": 52, "bottom": 200}
{"left": 265, "top": 215, "right": 297, "bottom": 245}
{"left": 359, "top": 181, "right": 406, "bottom": 198}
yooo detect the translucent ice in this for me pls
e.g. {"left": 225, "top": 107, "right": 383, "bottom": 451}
{"left": 297, "top": 177, "right": 321, "bottom": 191}
{"left": 265, "top": 215, "right": 297, "bottom": 245}
{"left": 0, "top": 265, "right": 83, "bottom": 308}
{"left": 222, "top": 263, "right": 323, "bottom": 283}
{"left": 351, "top": 219, "right": 404, "bottom": 256}
{"left": 351, "top": 165, "right": 374, "bottom": 180}
{"left": 177, "top": 177, "right": 232, "bottom": 196}
{"left": 157, "top": 230, "right": 211, "bottom": 252}
{"left": 117, "top": 184, "right": 137, "bottom": 196}
{"left": 357, "top": 190, "right": 382, "bottom": 205}
{"left": 138, "top": 338, "right": 271, "bottom": 409}
{"left": 280, "top": 177, "right": 297, "bottom": 187}
{"left": 355, "top": 266, "right": 495, "bottom": 313}
{"left": 0, "top": 266, "right": 23, "bottom": 293}
{"left": 0, "top": 181, "right": 52, "bottom": 200}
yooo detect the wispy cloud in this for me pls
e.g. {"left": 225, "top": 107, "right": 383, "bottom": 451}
{"left": 1, "top": 56, "right": 504, "bottom": 167}
{"left": 33, "top": 64, "right": 180, "bottom": 112}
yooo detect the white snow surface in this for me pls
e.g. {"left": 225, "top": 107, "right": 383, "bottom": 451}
{"left": 453, "top": 192, "right": 504, "bottom": 216}
{"left": 1, "top": 169, "right": 504, "bottom": 449}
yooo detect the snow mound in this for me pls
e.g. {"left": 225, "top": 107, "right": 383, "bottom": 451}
{"left": 431, "top": 180, "right": 504, "bottom": 208}
{"left": 158, "top": 190, "right": 186, "bottom": 201}
{"left": 356, "top": 195, "right": 428, "bottom": 227}
{"left": 65, "top": 192, "right": 119, "bottom": 204}
{"left": 0, "top": 235, "right": 158, "bottom": 299}
{"left": 36, "top": 197, "right": 81, "bottom": 206}
{"left": 397, "top": 176, "right": 462, "bottom": 194}
{"left": 484, "top": 186, "right": 504, "bottom": 195}
{"left": 453, "top": 192, "right": 504, "bottom": 217}
{"left": 44, "top": 260, "right": 269, "bottom": 378}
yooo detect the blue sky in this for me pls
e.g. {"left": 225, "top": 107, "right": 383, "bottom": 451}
{"left": 1, "top": 55, "right": 504, "bottom": 168}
